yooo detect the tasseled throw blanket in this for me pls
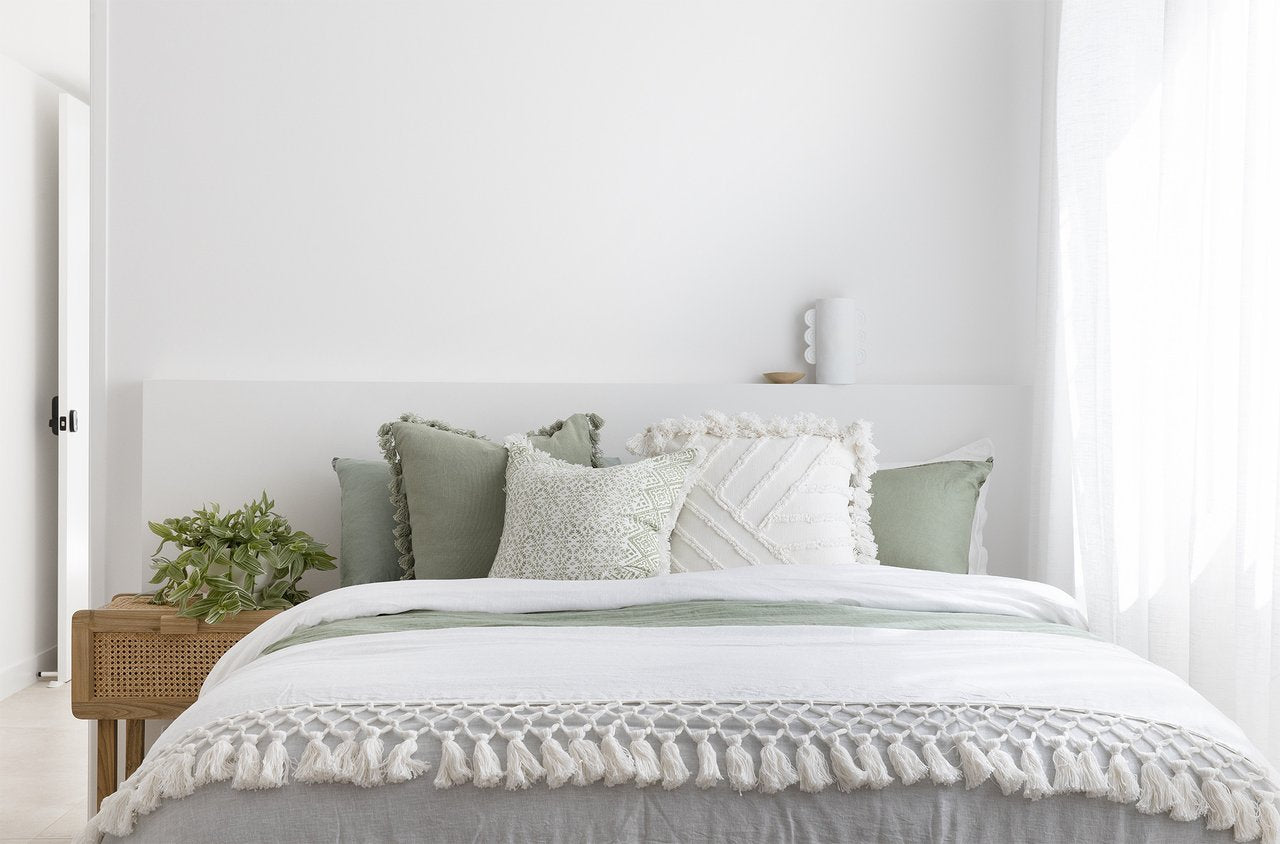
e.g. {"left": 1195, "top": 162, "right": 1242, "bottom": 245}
{"left": 82, "top": 700, "right": 1279, "bottom": 843}
{"left": 79, "top": 566, "right": 1280, "bottom": 843}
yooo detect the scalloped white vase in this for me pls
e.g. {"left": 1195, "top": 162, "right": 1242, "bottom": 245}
{"left": 804, "top": 298, "right": 860, "bottom": 384}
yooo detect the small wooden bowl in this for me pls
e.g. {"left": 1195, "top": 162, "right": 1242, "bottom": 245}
{"left": 763, "top": 371, "right": 805, "bottom": 384}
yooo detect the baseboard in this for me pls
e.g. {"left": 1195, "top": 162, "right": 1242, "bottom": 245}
{"left": 0, "top": 645, "right": 57, "bottom": 702}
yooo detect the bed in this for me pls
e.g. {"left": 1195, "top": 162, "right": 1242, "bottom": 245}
{"left": 80, "top": 383, "right": 1278, "bottom": 843}
{"left": 82, "top": 565, "right": 1277, "bottom": 843}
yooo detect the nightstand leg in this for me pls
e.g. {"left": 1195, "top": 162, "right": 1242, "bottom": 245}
{"left": 125, "top": 719, "right": 145, "bottom": 777}
{"left": 96, "top": 719, "right": 117, "bottom": 809}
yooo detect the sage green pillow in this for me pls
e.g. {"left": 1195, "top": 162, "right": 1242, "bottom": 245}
{"left": 331, "top": 458, "right": 401, "bottom": 587}
{"left": 868, "top": 459, "right": 993, "bottom": 574}
{"left": 378, "top": 412, "right": 605, "bottom": 580}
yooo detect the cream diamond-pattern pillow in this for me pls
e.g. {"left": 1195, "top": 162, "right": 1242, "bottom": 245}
{"left": 489, "top": 437, "right": 703, "bottom": 580}
{"left": 627, "top": 411, "right": 878, "bottom": 572}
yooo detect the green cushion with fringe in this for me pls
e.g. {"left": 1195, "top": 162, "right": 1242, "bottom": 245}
{"left": 378, "top": 413, "right": 604, "bottom": 580}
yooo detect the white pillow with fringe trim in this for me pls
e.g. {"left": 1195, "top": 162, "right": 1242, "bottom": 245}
{"left": 489, "top": 436, "right": 704, "bottom": 581}
{"left": 627, "top": 411, "right": 878, "bottom": 572}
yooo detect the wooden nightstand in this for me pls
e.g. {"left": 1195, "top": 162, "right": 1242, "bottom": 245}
{"left": 71, "top": 595, "right": 281, "bottom": 807}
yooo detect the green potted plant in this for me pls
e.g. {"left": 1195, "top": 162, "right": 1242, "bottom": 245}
{"left": 147, "top": 492, "right": 336, "bottom": 623}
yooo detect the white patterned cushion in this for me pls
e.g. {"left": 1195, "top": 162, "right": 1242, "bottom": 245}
{"left": 489, "top": 436, "right": 703, "bottom": 580}
{"left": 626, "top": 411, "right": 878, "bottom": 572}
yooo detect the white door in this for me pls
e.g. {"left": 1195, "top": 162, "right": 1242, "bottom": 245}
{"left": 55, "top": 92, "right": 90, "bottom": 685}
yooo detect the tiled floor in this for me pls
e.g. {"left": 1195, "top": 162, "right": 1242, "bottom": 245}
{"left": 0, "top": 681, "right": 86, "bottom": 843}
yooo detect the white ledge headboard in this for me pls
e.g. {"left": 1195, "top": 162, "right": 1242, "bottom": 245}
{"left": 139, "top": 381, "right": 1032, "bottom": 592}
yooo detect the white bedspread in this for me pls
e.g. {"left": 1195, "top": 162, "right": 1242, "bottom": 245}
{"left": 87, "top": 566, "right": 1279, "bottom": 844}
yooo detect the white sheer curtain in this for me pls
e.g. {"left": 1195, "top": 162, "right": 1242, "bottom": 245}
{"left": 1037, "top": 0, "right": 1280, "bottom": 764}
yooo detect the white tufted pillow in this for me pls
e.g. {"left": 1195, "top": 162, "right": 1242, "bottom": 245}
{"left": 489, "top": 436, "right": 703, "bottom": 580}
{"left": 627, "top": 411, "right": 878, "bottom": 572}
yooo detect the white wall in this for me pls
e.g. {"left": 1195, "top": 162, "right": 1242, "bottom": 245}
{"left": 0, "top": 0, "right": 90, "bottom": 100}
{"left": 100, "top": 0, "right": 1047, "bottom": 597}
{"left": 0, "top": 55, "right": 61, "bottom": 698}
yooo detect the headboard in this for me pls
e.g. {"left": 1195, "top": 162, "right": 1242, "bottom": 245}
{"left": 139, "top": 381, "right": 1033, "bottom": 591}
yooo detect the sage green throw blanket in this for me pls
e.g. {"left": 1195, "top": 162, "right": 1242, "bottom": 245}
{"left": 262, "top": 600, "right": 1091, "bottom": 656}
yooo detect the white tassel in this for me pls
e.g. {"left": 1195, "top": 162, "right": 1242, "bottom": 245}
{"left": 384, "top": 737, "right": 428, "bottom": 785}
{"left": 887, "top": 738, "right": 927, "bottom": 786}
{"left": 628, "top": 735, "right": 661, "bottom": 788}
{"left": 829, "top": 740, "right": 867, "bottom": 792}
{"left": 157, "top": 747, "right": 197, "bottom": 799}
{"left": 194, "top": 737, "right": 236, "bottom": 785}
{"left": 987, "top": 745, "right": 1025, "bottom": 796}
{"left": 1077, "top": 749, "right": 1109, "bottom": 798}
{"left": 599, "top": 732, "right": 636, "bottom": 787}
{"left": 856, "top": 740, "right": 893, "bottom": 789}
{"left": 1020, "top": 745, "right": 1052, "bottom": 800}
{"left": 1136, "top": 760, "right": 1178, "bottom": 815}
{"left": 294, "top": 736, "right": 337, "bottom": 784}
{"left": 1168, "top": 763, "right": 1208, "bottom": 822}
{"left": 1258, "top": 799, "right": 1279, "bottom": 844}
{"left": 659, "top": 738, "right": 690, "bottom": 790}
{"left": 757, "top": 740, "right": 798, "bottom": 794}
{"left": 795, "top": 740, "right": 833, "bottom": 794}
{"left": 96, "top": 783, "right": 137, "bottom": 838}
{"left": 503, "top": 735, "right": 543, "bottom": 790}
{"left": 1107, "top": 751, "right": 1141, "bottom": 804}
{"left": 1052, "top": 739, "right": 1083, "bottom": 794}
{"left": 956, "top": 737, "right": 994, "bottom": 790}
{"left": 695, "top": 737, "right": 723, "bottom": 789}
{"left": 1204, "top": 776, "right": 1238, "bottom": 830}
{"left": 725, "top": 739, "right": 757, "bottom": 792}
{"left": 73, "top": 814, "right": 102, "bottom": 844}
{"left": 352, "top": 731, "right": 385, "bottom": 788}
{"left": 132, "top": 770, "right": 165, "bottom": 815}
{"left": 1231, "top": 788, "right": 1262, "bottom": 843}
{"left": 332, "top": 734, "right": 360, "bottom": 784}
{"left": 258, "top": 736, "right": 291, "bottom": 788}
{"left": 921, "top": 740, "right": 961, "bottom": 786}
{"left": 231, "top": 740, "right": 262, "bottom": 790}
{"left": 433, "top": 734, "right": 471, "bottom": 789}
{"left": 471, "top": 735, "right": 503, "bottom": 788}
{"left": 569, "top": 735, "right": 606, "bottom": 786}
{"left": 540, "top": 735, "right": 577, "bottom": 789}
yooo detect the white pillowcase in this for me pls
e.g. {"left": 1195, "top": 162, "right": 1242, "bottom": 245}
{"left": 627, "top": 411, "right": 878, "bottom": 572}
{"left": 489, "top": 436, "right": 703, "bottom": 580}
{"left": 879, "top": 438, "right": 993, "bottom": 575}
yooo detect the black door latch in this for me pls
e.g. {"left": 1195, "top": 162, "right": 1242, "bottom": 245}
{"left": 48, "top": 396, "right": 78, "bottom": 435}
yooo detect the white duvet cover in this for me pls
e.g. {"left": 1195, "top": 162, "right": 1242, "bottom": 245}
{"left": 83, "top": 566, "right": 1279, "bottom": 844}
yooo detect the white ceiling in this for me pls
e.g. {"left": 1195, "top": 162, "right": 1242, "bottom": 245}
{"left": 0, "top": 0, "right": 89, "bottom": 100}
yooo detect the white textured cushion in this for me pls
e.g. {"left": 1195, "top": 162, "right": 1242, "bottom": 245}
{"left": 489, "top": 436, "right": 703, "bottom": 580}
{"left": 627, "top": 411, "right": 878, "bottom": 572}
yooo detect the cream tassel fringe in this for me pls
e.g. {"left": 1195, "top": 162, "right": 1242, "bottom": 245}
{"left": 887, "top": 736, "right": 928, "bottom": 785}
{"left": 1168, "top": 762, "right": 1208, "bottom": 822}
{"left": 829, "top": 739, "right": 867, "bottom": 793}
{"left": 193, "top": 736, "right": 235, "bottom": 786}
{"left": 503, "top": 735, "right": 542, "bottom": 790}
{"left": 757, "top": 739, "right": 799, "bottom": 794}
{"left": 1106, "top": 750, "right": 1141, "bottom": 804}
{"left": 294, "top": 736, "right": 337, "bottom": 784}
{"left": 433, "top": 733, "right": 471, "bottom": 789}
{"left": 1203, "top": 776, "right": 1237, "bottom": 831}
{"left": 470, "top": 735, "right": 503, "bottom": 788}
{"left": 539, "top": 734, "right": 577, "bottom": 789}
{"left": 1136, "top": 759, "right": 1179, "bottom": 815}
{"left": 1258, "top": 798, "right": 1279, "bottom": 844}
{"left": 986, "top": 743, "right": 1026, "bottom": 795}
{"left": 1230, "top": 787, "right": 1262, "bottom": 842}
{"left": 955, "top": 735, "right": 994, "bottom": 790}
{"left": 231, "top": 740, "right": 262, "bottom": 790}
{"left": 695, "top": 735, "right": 723, "bottom": 789}
{"left": 569, "top": 734, "right": 606, "bottom": 786}
{"left": 795, "top": 740, "right": 833, "bottom": 794}
{"left": 628, "top": 733, "right": 661, "bottom": 788}
{"left": 724, "top": 737, "right": 757, "bottom": 792}
{"left": 1051, "top": 738, "right": 1083, "bottom": 794}
{"left": 1077, "top": 749, "right": 1109, "bottom": 799}
{"left": 1020, "top": 744, "right": 1052, "bottom": 800}
{"left": 384, "top": 737, "right": 429, "bottom": 785}
{"left": 659, "top": 737, "right": 691, "bottom": 790}
{"left": 921, "top": 739, "right": 961, "bottom": 786}
{"left": 599, "top": 731, "right": 636, "bottom": 787}
{"left": 855, "top": 738, "right": 893, "bottom": 789}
